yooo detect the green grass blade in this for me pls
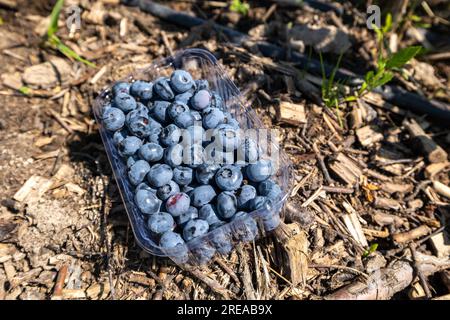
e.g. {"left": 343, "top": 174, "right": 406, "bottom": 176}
{"left": 49, "top": 35, "right": 96, "bottom": 68}
{"left": 47, "top": 0, "right": 65, "bottom": 37}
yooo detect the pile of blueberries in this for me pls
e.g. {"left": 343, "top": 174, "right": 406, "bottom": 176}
{"left": 100, "top": 70, "right": 283, "bottom": 263}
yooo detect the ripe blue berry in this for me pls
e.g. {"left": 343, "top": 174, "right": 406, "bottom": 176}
{"left": 215, "top": 165, "right": 243, "bottom": 191}
{"left": 176, "top": 206, "right": 198, "bottom": 228}
{"left": 195, "top": 79, "right": 209, "bottom": 91}
{"left": 190, "top": 111, "right": 202, "bottom": 122}
{"left": 164, "top": 144, "right": 184, "bottom": 167}
{"left": 198, "top": 204, "right": 221, "bottom": 225}
{"left": 113, "top": 129, "right": 128, "bottom": 146}
{"left": 174, "top": 91, "right": 193, "bottom": 104}
{"left": 147, "top": 212, "right": 174, "bottom": 234}
{"left": 167, "top": 102, "right": 190, "bottom": 120}
{"left": 231, "top": 212, "right": 258, "bottom": 242}
{"left": 236, "top": 185, "right": 257, "bottom": 210}
{"left": 247, "top": 196, "right": 273, "bottom": 214}
{"left": 191, "top": 90, "right": 211, "bottom": 111}
{"left": 127, "top": 155, "right": 138, "bottom": 168}
{"left": 103, "top": 107, "right": 125, "bottom": 132}
{"left": 183, "top": 219, "right": 209, "bottom": 241}
{"left": 134, "top": 189, "right": 161, "bottom": 215}
{"left": 191, "top": 243, "right": 215, "bottom": 265}
{"left": 202, "top": 108, "right": 224, "bottom": 129}
{"left": 138, "top": 143, "right": 164, "bottom": 162}
{"left": 151, "top": 100, "right": 171, "bottom": 124}
{"left": 222, "top": 112, "right": 240, "bottom": 129}
{"left": 195, "top": 163, "right": 221, "bottom": 185}
{"left": 118, "top": 136, "right": 142, "bottom": 157}
{"left": 157, "top": 180, "right": 180, "bottom": 201}
{"left": 182, "top": 125, "right": 204, "bottom": 146}
{"left": 203, "top": 147, "right": 234, "bottom": 165}
{"left": 159, "top": 231, "right": 185, "bottom": 248}
{"left": 113, "top": 92, "right": 137, "bottom": 112}
{"left": 213, "top": 124, "right": 241, "bottom": 151}
{"left": 216, "top": 191, "right": 237, "bottom": 219}
{"left": 153, "top": 77, "right": 174, "bottom": 100}
{"left": 210, "top": 229, "right": 233, "bottom": 255}
{"left": 237, "top": 137, "right": 260, "bottom": 164}
{"left": 166, "top": 192, "right": 190, "bottom": 217}
{"left": 174, "top": 112, "right": 195, "bottom": 129}
{"left": 112, "top": 81, "right": 130, "bottom": 95}
{"left": 258, "top": 179, "right": 282, "bottom": 201}
{"left": 135, "top": 182, "right": 156, "bottom": 193}
{"left": 183, "top": 144, "right": 204, "bottom": 168}
{"left": 160, "top": 124, "right": 181, "bottom": 147}
{"left": 173, "top": 166, "right": 193, "bottom": 186}
{"left": 262, "top": 213, "right": 281, "bottom": 231}
{"left": 246, "top": 159, "right": 274, "bottom": 182}
{"left": 147, "top": 164, "right": 173, "bottom": 188}
{"left": 170, "top": 70, "right": 194, "bottom": 93}
{"left": 128, "top": 160, "right": 151, "bottom": 186}
{"left": 190, "top": 185, "right": 216, "bottom": 207}
{"left": 130, "top": 80, "right": 153, "bottom": 101}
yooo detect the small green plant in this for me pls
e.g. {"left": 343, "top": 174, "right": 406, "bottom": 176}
{"left": 362, "top": 243, "right": 379, "bottom": 258}
{"left": 44, "top": 0, "right": 95, "bottom": 67}
{"left": 230, "top": 0, "right": 250, "bottom": 16}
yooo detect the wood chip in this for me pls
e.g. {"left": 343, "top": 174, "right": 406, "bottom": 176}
{"left": 341, "top": 202, "right": 368, "bottom": 247}
{"left": 277, "top": 101, "right": 306, "bottom": 126}
{"left": 356, "top": 125, "right": 384, "bottom": 147}
{"left": 372, "top": 211, "right": 405, "bottom": 227}
{"left": 328, "top": 153, "right": 363, "bottom": 185}
{"left": 425, "top": 162, "right": 449, "bottom": 178}
{"left": 429, "top": 232, "right": 450, "bottom": 258}
{"left": 13, "top": 175, "right": 53, "bottom": 202}
{"left": 433, "top": 180, "right": 450, "bottom": 199}
{"left": 393, "top": 225, "right": 431, "bottom": 244}
{"left": 373, "top": 197, "right": 402, "bottom": 211}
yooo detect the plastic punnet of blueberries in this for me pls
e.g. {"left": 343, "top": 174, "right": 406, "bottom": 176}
{"left": 96, "top": 59, "right": 288, "bottom": 265}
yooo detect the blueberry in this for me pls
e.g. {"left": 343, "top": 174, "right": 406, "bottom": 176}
{"left": 128, "top": 160, "right": 151, "bottom": 186}
{"left": 112, "top": 81, "right": 130, "bottom": 95}
{"left": 182, "top": 185, "right": 194, "bottom": 195}
{"left": 191, "top": 242, "right": 216, "bottom": 265}
{"left": 174, "top": 112, "right": 195, "bottom": 129}
{"left": 190, "top": 110, "right": 202, "bottom": 122}
{"left": 202, "top": 108, "right": 224, "bottom": 129}
{"left": 222, "top": 112, "right": 240, "bottom": 129}
{"left": 113, "top": 128, "right": 128, "bottom": 146}
{"left": 147, "top": 212, "right": 174, "bottom": 234}
{"left": 174, "top": 91, "right": 193, "bottom": 104}
{"left": 138, "top": 143, "right": 164, "bottom": 162}
{"left": 195, "top": 163, "right": 221, "bottom": 185}
{"left": 198, "top": 204, "right": 221, "bottom": 225}
{"left": 246, "top": 159, "right": 274, "bottom": 182}
{"left": 126, "top": 107, "right": 162, "bottom": 138}
{"left": 195, "top": 79, "right": 209, "bottom": 91}
{"left": 102, "top": 107, "right": 125, "bottom": 131}
{"left": 203, "top": 147, "right": 234, "bottom": 165}
{"left": 164, "top": 144, "right": 184, "bottom": 167}
{"left": 247, "top": 196, "right": 273, "bottom": 215}
{"left": 160, "top": 124, "right": 181, "bottom": 146}
{"left": 182, "top": 219, "right": 209, "bottom": 241}
{"left": 191, "top": 90, "right": 211, "bottom": 111}
{"left": 210, "top": 220, "right": 227, "bottom": 230}
{"left": 127, "top": 155, "right": 139, "bottom": 168}
{"left": 130, "top": 80, "right": 153, "bottom": 101}
{"left": 237, "top": 185, "right": 257, "bottom": 210}
{"left": 153, "top": 77, "right": 174, "bottom": 100}
{"left": 173, "top": 166, "right": 193, "bottom": 186}
{"left": 165, "top": 192, "right": 190, "bottom": 217}
{"left": 151, "top": 100, "right": 171, "bottom": 124}
{"left": 190, "top": 185, "right": 216, "bottom": 207}
{"left": 215, "top": 165, "right": 243, "bottom": 191}
{"left": 183, "top": 144, "right": 204, "bottom": 168}
{"left": 258, "top": 179, "right": 282, "bottom": 201}
{"left": 167, "top": 102, "right": 190, "bottom": 120}
{"left": 157, "top": 180, "right": 180, "bottom": 201}
{"left": 134, "top": 189, "right": 161, "bottom": 215}
{"left": 181, "top": 125, "right": 204, "bottom": 146}
{"left": 210, "top": 91, "right": 224, "bottom": 110}
{"left": 118, "top": 136, "right": 142, "bottom": 157}
{"left": 170, "top": 70, "right": 194, "bottom": 93}
{"left": 160, "top": 231, "right": 185, "bottom": 248}
{"left": 176, "top": 206, "right": 198, "bottom": 228}
{"left": 147, "top": 164, "right": 173, "bottom": 188}
{"left": 210, "top": 229, "right": 233, "bottom": 255}
{"left": 135, "top": 182, "right": 156, "bottom": 193}
{"left": 216, "top": 191, "right": 237, "bottom": 219}
{"left": 113, "top": 92, "right": 137, "bottom": 112}
{"left": 262, "top": 213, "right": 281, "bottom": 231}
{"left": 231, "top": 212, "right": 258, "bottom": 242}
{"left": 213, "top": 124, "right": 241, "bottom": 151}
{"left": 237, "top": 137, "right": 260, "bottom": 164}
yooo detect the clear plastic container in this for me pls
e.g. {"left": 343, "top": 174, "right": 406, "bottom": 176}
{"left": 93, "top": 48, "right": 293, "bottom": 265}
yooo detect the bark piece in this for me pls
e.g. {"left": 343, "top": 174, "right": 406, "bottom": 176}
{"left": 341, "top": 202, "right": 368, "bottom": 247}
{"left": 13, "top": 175, "right": 53, "bottom": 203}
{"left": 274, "top": 222, "right": 309, "bottom": 286}
{"left": 433, "top": 181, "right": 450, "bottom": 199}
{"left": 404, "top": 118, "right": 448, "bottom": 163}
{"left": 372, "top": 211, "right": 405, "bottom": 227}
{"left": 393, "top": 225, "right": 431, "bottom": 244}
{"left": 356, "top": 125, "right": 384, "bottom": 147}
{"left": 373, "top": 197, "right": 402, "bottom": 211}
{"left": 429, "top": 232, "right": 450, "bottom": 258}
{"left": 277, "top": 101, "right": 306, "bottom": 126}
{"left": 328, "top": 153, "right": 363, "bottom": 185}
{"left": 383, "top": 182, "right": 413, "bottom": 194}
{"left": 425, "top": 162, "right": 449, "bottom": 178}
